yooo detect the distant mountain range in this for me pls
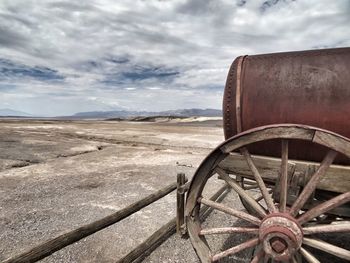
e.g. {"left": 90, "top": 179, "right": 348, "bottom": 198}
{"left": 0, "top": 108, "right": 32, "bottom": 117}
{"left": 0, "top": 108, "right": 222, "bottom": 119}
{"left": 72, "top": 108, "right": 222, "bottom": 119}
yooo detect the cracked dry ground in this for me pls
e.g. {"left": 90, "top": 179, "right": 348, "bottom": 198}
{"left": 0, "top": 119, "right": 228, "bottom": 262}
{"left": 1, "top": 119, "right": 347, "bottom": 263}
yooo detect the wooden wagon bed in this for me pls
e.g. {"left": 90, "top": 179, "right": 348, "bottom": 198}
{"left": 219, "top": 152, "right": 350, "bottom": 194}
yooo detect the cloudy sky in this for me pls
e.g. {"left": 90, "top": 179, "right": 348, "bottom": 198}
{"left": 0, "top": 0, "right": 349, "bottom": 116}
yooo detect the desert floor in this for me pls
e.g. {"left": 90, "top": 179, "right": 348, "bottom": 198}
{"left": 0, "top": 119, "right": 347, "bottom": 263}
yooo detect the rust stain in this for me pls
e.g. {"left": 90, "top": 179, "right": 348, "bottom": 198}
{"left": 223, "top": 47, "right": 350, "bottom": 164}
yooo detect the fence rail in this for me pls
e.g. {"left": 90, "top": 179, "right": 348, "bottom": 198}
{"left": 4, "top": 181, "right": 182, "bottom": 263}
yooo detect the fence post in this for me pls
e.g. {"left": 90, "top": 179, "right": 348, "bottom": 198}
{"left": 176, "top": 173, "right": 186, "bottom": 236}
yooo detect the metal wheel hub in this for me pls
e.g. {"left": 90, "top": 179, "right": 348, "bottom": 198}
{"left": 259, "top": 213, "right": 303, "bottom": 261}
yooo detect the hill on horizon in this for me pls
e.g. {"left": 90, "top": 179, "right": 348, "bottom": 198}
{"left": 0, "top": 108, "right": 32, "bottom": 117}
{"left": 0, "top": 108, "right": 222, "bottom": 119}
{"left": 71, "top": 108, "right": 222, "bottom": 119}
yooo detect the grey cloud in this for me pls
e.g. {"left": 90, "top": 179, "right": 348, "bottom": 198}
{"left": 237, "top": 0, "right": 247, "bottom": 7}
{"left": 177, "top": 0, "right": 218, "bottom": 15}
{"left": 0, "top": 84, "right": 16, "bottom": 91}
{"left": 0, "top": 0, "right": 349, "bottom": 116}
{"left": 260, "top": 0, "right": 283, "bottom": 13}
{"left": 0, "top": 13, "right": 35, "bottom": 28}
{"left": 0, "top": 26, "right": 28, "bottom": 47}
{"left": 49, "top": 1, "right": 94, "bottom": 11}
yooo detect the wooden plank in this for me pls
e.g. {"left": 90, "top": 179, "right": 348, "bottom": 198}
{"left": 3, "top": 182, "right": 180, "bottom": 263}
{"left": 218, "top": 153, "right": 296, "bottom": 183}
{"left": 218, "top": 153, "right": 350, "bottom": 193}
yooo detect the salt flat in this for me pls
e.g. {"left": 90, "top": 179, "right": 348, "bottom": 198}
{"left": 0, "top": 118, "right": 225, "bottom": 262}
{"left": 1, "top": 119, "right": 347, "bottom": 263}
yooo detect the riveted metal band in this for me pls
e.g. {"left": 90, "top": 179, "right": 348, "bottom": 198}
{"left": 235, "top": 55, "right": 246, "bottom": 133}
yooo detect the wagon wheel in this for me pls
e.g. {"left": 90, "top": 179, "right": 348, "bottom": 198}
{"left": 186, "top": 125, "right": 350, "bottom": 263}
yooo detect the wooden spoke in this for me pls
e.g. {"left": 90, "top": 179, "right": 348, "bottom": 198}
{"left": 303, "top": 237, "right": 350, "bottom": 261}
{"left": 303, "top": 222, "right": 350, "bottom": 234}
{"left": 241, "top": 148, "right": 277, "bottom": 213}
{"left": 212, "top": 237, "right": 259, "bottom": 262}
{"left": 299, "top": 247, "right": 320, "bottom": 263}
{"left": 251, "top": 248, "right": 265, "bottom": 263}
{"left": 216, "top": 168, "right": 267, "bottom": 217}
{"left": 198, "top": 197, "right": 261, "bottom": 225}
{"left": 199, "top": 227, "right": 258, "bottom": 236}
{"left": 291, "top": 254, "right": 302, "bottom": 263}
{"left": 280, "top": 140, "right": 289, "bottom": 212}
{"left": 298, "top": 192, "right": 350, "bottom": 225}
{"left": 290, "top": 150, "right": 337, "bottom": 216}
{"left": 255, "top": 189, "right": 273, "bottom": 202}
{"left": 263, "top": 253, "right": 270, "bottom": 263}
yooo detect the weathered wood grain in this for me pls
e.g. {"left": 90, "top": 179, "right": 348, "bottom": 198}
{"left": 199, "top": 197, "right": 261, "bottom": 226}
{"left": 290, "top": 150, "right": 337, "bottom": 216}
{"left": 216, "top": 167, "right": 267, "bottom": 217}
{"left": 118, "top": 184, "right": 229, "bottom": 263}
{"left": 219, "top": 153, "right": 350, "bottom": 193}
{"left": 220, "top": 126, "right": 314, "bottom": 153}
{"left": 117, "top": 218, "right": 177, "bottom": 263}
{"left": 313, "top": 130, "right": 350, "bottom": 158}
{"left": 303, "top": 238, "right": 350, "bottom": 261}
{"left": 240, "top": 148, "right": 277, "bottom": 213}
{"left": 298, "top": 192, "right": 350, "bottom": 225}
{"left": 3, "top": 182, "right": 180, "bottom": 263}
{"left": 176, "top": 173, "right": 186, "bottom": 235}
{"left": 300, "top": 247, "right": 320, "bottom": 263}
{"left": 280, "top": 140, "right": 289, "bottom": 212}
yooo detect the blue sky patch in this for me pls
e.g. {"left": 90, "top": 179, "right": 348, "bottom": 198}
{"left": 0, "top": 59, "right": 64, "bottom": 81}
{"left": 106, "top": 57, "right": 130, "bottom": 64}
{"left": 121, "top": 67, "right": 179, "bottom": 81}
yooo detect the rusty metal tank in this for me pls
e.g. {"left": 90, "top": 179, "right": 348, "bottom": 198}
{"left": 223, "top": 47, "right": 350, "bottom": 164}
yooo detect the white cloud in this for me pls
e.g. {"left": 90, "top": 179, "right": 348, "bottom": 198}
{"left": 0, "top": 0, "right": 349, "bottom": 116}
